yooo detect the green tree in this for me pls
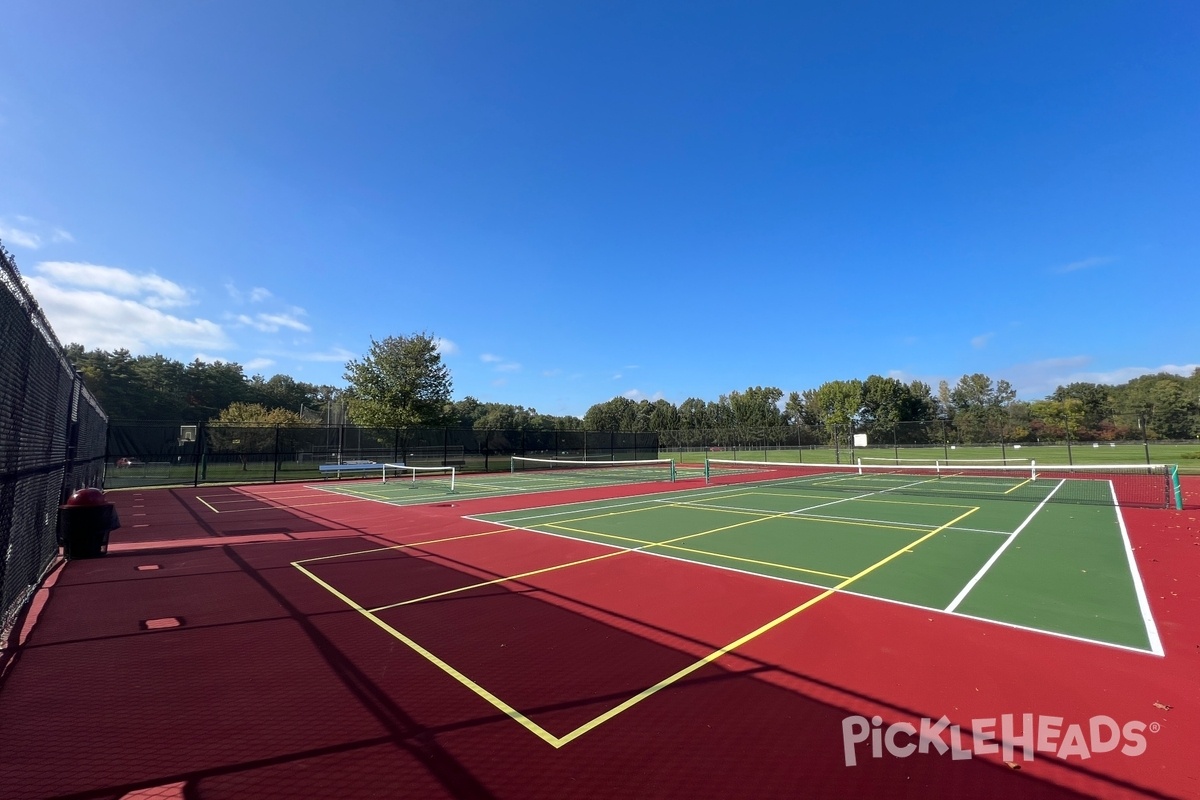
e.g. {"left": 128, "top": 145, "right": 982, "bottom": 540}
{"left": 184, "top": 359, "right": 249, "bottom": 419}
{"left": 208, "top": 402, "right": 313, "bottom": 470}
{"left": 726, "top": 386, "right": 784, "bottom": 429}
{"left": 859, "top": 375, "right": 907, "bottom": 441}
{"left": 678, "top": 398, "right": 710, "bottom": 429}
{"left": 1049, "top": 382, "right": 1113, "bottom": 436}
{"left": 949, "top": 374, "right": 1016, "bottom": 442}
{"left": 648, "top": 399, "right": 681, "bottom": 431}
{"left": 809, "top": 380, "right": 863, "bottom": 431}
{"left": 343, "top": 332, "right": 453, "bottom": 428}
{"left": 583, "top": 396, "right": 639, "bottom": 431}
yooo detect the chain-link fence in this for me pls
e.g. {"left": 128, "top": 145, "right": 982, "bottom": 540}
{"left": 1, "top": 243, "right": 107, "bottom": 645}
{"left": 658, "top": 418, "right": 1197, "bottom": 468}
{"left": 104, "top": 423, "right": 663, "bottom": 488}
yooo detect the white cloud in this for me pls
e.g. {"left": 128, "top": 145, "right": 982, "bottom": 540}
{"left": 0, "top": 217, "right": 74, "bottom": 250}
{"left": 970, "top": 332, "right": 994, "bottom": 348}
{"left": 244, "top": 358, "right": 275, "bottom": 371}
{"left": 35, "top": 261, "right": 191, "bottom": 308}
{"left": 435, "top": 337, "right": 459, "bottom": 355}
{"left": 1056, "top": 256, "right": 1116, "bottom": 274}
{"left": 622, "top": 389, "right": 665, "bottom": 402}
{"left": 480, "top": 352, "right": 519, "bottom": 371}
{"left": 24, "top": 275, "right": 230, "bottom": 352}
{"left": 1005, "top": 356, "right": 1200, "bottom": 398}
{"left": 249, "top": 287, "right": 272, "bottom": 302}
{"left": 297, "top": 347, "right": 356, "bottom": 363}
{"left": 234, "top": 311, "right": 311, "bottom": 333}
{"left": 0, "top": 223, "right": 44, "bottom": 249}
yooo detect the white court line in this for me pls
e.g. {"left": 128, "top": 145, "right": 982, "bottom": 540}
{"left": 944, "top": 480, "right": 1065, "bottom": 613}
{"left": 1110, "top": 480, "right": 1165, "bottom": 656}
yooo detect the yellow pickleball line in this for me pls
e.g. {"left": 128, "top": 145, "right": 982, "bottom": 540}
{"left": 292, "top": 560, "right": 560, "bottom": 747}
{"left": 371, "top": 498, "right": 852, "bottom": 612}
{"left": 294, "top": 528, "right": 514, "bottom": 564}
{"left": 544, "top": 523, "right": 851, "bottom": 580}
{"left": 553, "top": 504, "right": 980, "bottom": 747}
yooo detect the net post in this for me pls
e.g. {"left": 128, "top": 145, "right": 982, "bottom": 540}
{"left": 670, "top": 460, "right": 676, "bottom": 483}
{"left": 704, "top": 458, "right": 711, "bottom": 485}
{"left": 449, "top": 466, "right": 456, "bottom": 493}
{"left": 1031, "top": 460, "right": 1038, "bottom": 482}
{"left": 1171, "top": 465, "right": 1182, "bottom": 510}
{"left": 855, "top": 458, "right": 863, "bottom": 475}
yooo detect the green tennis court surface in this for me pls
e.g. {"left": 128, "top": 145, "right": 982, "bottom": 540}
{"left": 466, "top": 471, "right": 1161, "bottom": 655}
{"left": 310, "top": 457, "right": 690, "bottom": 506}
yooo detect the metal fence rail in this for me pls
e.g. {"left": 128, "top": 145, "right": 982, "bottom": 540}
{"left": 1, "top": 242, "right": 108, "bottom": 646}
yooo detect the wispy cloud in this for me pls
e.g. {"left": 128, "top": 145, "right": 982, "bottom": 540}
{"left": 1005, "top": 356, "right": 1200, "bottom": 398}
{"left": 35, "top": 261, "right": 191, "bottom": 308}
{"left": 622, "top": 389, "right": 664, "bottom": 402}
{"left": 226, "top": 283, "right": 275, "bottom": 304}
{"left": 434, "top": 337, "right": 459, "bottom": 356}
{"left": 24, "top": 274, "right": 229, "bottom": 352}
{"left": 0, "top": 217, "right": 74, "bottom": 250}
{"left": 1056, "top": 256, "right": 1116, "bottom": 274}
{"left": 234, "top": 311, "right": 311, "bottom": 333}
{"left": 481, "top": 352, "right": 520, "bottom": 372}
{"left": 970, "top": 332, "right": 994, "bottom": 348}
{"left": 293, "top": 347, "right": 356, "bottom": 363}
{"left": 244, "top": 358, "right": 275, "bottom": 371}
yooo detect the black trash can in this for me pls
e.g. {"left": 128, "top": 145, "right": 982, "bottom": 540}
{"left": 59, "top": 488, "right": 121, "bottom": 560}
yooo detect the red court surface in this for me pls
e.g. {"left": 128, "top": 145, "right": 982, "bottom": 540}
{"left": 1, "top": 478, "right": 1198, "bottom": 799}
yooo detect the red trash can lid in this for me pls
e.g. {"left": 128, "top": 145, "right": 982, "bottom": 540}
{"left": 65, "top": 488, "right": 108, "bottom": 507}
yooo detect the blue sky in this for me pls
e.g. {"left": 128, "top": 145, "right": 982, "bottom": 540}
{"left": 2, "top": 1, "right": 1197, "bottom": 417}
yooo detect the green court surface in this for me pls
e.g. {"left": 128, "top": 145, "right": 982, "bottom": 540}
{"left": 309, "top": 461, "right": 688, "bottom": 506}
{"left": 464, "top": 472, "right": 1161, "bottom": 655}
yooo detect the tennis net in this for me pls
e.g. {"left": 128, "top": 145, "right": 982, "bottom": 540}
{"left": 382, "top": 463, "right": 456, "bottom": 492}
{"left": 704, "top": 459, "right": 1179, "bottom": 509}
{"left": 857, "top": 455, "right": 1032, "bottom": 467}
{"left": 510, "top": 456, "right": 676, "bottom": 485}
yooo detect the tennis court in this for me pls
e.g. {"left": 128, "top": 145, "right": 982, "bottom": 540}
{"left": 459, "top": 462, "right": 1162, "bottom": 653}
{"left": 279, "top": 457, "right": 1169, "bottom": 761}
{"left": 2, "top": 456, "right": 1195, "bottom": 799}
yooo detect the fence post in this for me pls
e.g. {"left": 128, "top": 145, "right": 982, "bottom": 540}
{"left": 272, "top": 425, "right": 280, "bottom": 483}
{"left": 194, "top": 421, "right": 206, "bottom": 486}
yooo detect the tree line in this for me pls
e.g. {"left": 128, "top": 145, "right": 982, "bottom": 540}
{"left": 582, "top": 372, "right": 1200, "bottom": 442}
{"left": 67, "top": 334, "right": 1200, "bottom": 441}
